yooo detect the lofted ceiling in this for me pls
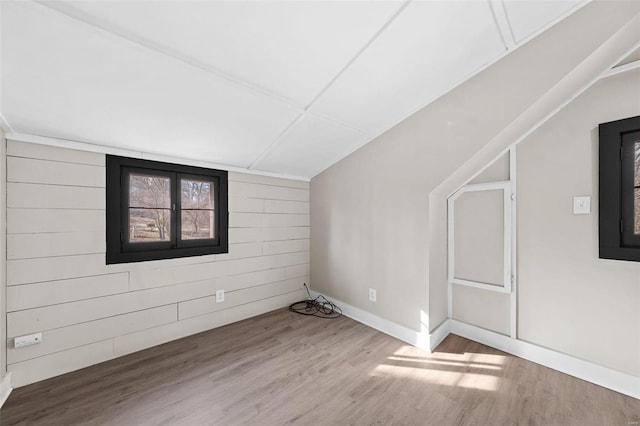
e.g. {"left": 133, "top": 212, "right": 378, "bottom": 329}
{"left": 1, "top": 0, "right": 586, "bottom": 179}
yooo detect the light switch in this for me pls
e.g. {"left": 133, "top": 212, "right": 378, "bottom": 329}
{"left": 573, "top": 196, "right": 591, "bottom": 215}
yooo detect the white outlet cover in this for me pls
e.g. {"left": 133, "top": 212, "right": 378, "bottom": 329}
{"left": 15, "top": 332, "right": 42, "bottom": 348}
{"left": 369, "top": 288, "right": 377, "bottom": 302}
{"left": 573, "top": 196, "right": 591, "bottom": 215}
{"left": 216, "top": 289, "right": 225, "bottom": 303}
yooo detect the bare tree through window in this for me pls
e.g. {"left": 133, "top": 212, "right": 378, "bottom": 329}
{"left": 181, "top": 179, "right": 215, "bottom": 240}
{"left": 634, "top": 141, "right": 639, "bottom": 235}
{"left": 106, "top": 155, "right": 228, "bottom": 264}
{"left": 128, "top": 174, "right": 171, "bottom": 242}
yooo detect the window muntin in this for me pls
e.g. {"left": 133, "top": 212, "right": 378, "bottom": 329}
{"left": 106, "top": 156, "right": 228, "bottom": 264}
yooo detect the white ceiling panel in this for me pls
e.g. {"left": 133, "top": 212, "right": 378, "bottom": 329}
{"left": 1, "top": 1, "right": 300, "bottom": 168}
{"left": 503, "top": 0, "right": 585, "bottom": 43}
{"left": 254, "top": 114, "right": 370, "bottom": 178}
{"left": 1, "top": 0, "right": 591, "bottom": 179}
{"left": 308, "top": 1, "right": 505, "bottom": 135}
{"left": 47, "top": 0, "right": 404, "bottom": 107}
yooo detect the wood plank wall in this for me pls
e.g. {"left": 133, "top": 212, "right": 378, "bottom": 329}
{"left": 0, "top": 132, "right": 7, "bottom": 379}
{"left": 5, "top": 141, "right": 309, "bottom": 387}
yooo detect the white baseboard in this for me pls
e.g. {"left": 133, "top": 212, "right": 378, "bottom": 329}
{"left": 309, "top": 291, "right": 446, "bottom": 353}
{"left": 449, "top": 319, "right": 640, "bottom": 400}
{"left": 307, "top": 291, "right": 639, "bottom": 400}
{"left": 428, "top": 319, "right": 451, "bottom": 351}
{"left": 0, "top": 372, "right": 13, "bottom": 408}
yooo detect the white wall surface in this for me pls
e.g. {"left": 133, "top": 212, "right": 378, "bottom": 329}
{"left": 453, "top": 189, "right": 505, "bottom": 286}
{"left": 469, "top": 152, "right": 509, "bottom": 185}
{"left": 422, "top": 41, "right": 640, "bottom": 378}
{"left": 516, "top": 70, "right": 640, "bottom": 376}
{"left": 311, "top": 1, "right": 639, "bottom": 333}
{"left": 5, "top": 141, "right": 309, "bottom": 387}
{"left": 452, "top": 286, "right": 511, "bottom": 336}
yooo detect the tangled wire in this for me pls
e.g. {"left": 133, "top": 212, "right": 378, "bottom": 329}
{"left": 289, "top": 283, "right": 342, "bottom": 319}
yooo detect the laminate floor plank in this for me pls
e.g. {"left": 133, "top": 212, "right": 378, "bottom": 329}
{"left": 0, "top": 308, "right": 638, "bottom": 425}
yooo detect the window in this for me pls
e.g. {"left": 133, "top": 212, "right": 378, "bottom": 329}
{"left": 599, "top": 115, "right": 640, "bottom": 261}
{"left": 106, "top": 155, "right": 228, "bottom": 264}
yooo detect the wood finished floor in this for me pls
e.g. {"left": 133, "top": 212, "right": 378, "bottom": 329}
{"left": 1, "top": 308, "right": 638, "bottom": 426}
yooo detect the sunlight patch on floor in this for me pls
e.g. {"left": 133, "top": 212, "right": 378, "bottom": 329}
{"left": 368, "top": 345, "right": 506, "bottom": 392}
{"left": 387, "top": 355, "right": 503, "bottom": 371}
{"left": 371, "top": 364, "right": 501, "bottom": 391}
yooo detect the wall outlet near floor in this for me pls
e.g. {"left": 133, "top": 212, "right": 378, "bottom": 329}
{"left": 15, "top": 332, "right": 42, "bottom": 348}
{"left": 369, "top": 288, "right": 377, "bottom": 302}
{"left": 216, "top": 289, "right": 225, "bottom": 303}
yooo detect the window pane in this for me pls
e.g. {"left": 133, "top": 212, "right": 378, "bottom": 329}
{"left": 129, "top": 174, "right": 171, "bottom": 208}
{"left": 635, "top": 189, "right": 640, "bottom": 236}
{"left": 182, "top": 210, "right": 215, "bottom": 240}
{"left": 129, "top": 208, "right": 171, "bottom": 242}
{"left": 181, "top": 178, "right": 215, "bottom": 240}
{"left": 635, "top": 141, "right": 639, "bottom": 187}
{"left": 181, "top": 179, "right": 214, "bottom": 209}
{"left": 636, "top": 142, "right": 640, "bottom": 236}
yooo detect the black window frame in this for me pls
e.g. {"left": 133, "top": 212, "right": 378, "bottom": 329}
{"left": 599, "top": 115, "right": 640, "bottom": 262}
{"left": 106, "top": 155, "right": 228, "bottom": 264}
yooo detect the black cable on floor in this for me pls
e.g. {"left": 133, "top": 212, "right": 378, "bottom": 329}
{"left": 289, "top": 283, "right": 342, "bottom": 319}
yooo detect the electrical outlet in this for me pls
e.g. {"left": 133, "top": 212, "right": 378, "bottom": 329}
{"left": 15, "top": 332, "right": 42, "bottom": 348}
{"left": 216, "top": 289, "right": 225, "bottom": 303}
{"left": 369, "top": 288, "right": 377, "bottom": 302}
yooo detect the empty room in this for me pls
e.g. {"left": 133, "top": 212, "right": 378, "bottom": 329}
{"left": 0, "top": 0, "right": 639, "bottom": 424}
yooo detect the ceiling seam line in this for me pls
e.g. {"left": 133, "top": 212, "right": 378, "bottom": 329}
{"left": 487, "top": 0, "right": 509, "bottom": 50}
{"left": 248, "top": 0, "right": 411, "bottom": 171}
{"left": 247, "top": 114, "right": 306, "bottom": 171}
{"left": 498, "top": 0, "right": 517, "bottom": 47}
{"left": 504, "top": 0, "right": 592, "bottom": 50}
{"left": 487, "top": 0, "right": 514, "bottom": 51}
{"left": 302, "top": 0, "right": 412, "bottom": 111}
{"left": 30, "top": 0, "right": 307, "bottom": 113}
{"left": 304, "top": 111, "right": 372, "bottom": 136}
